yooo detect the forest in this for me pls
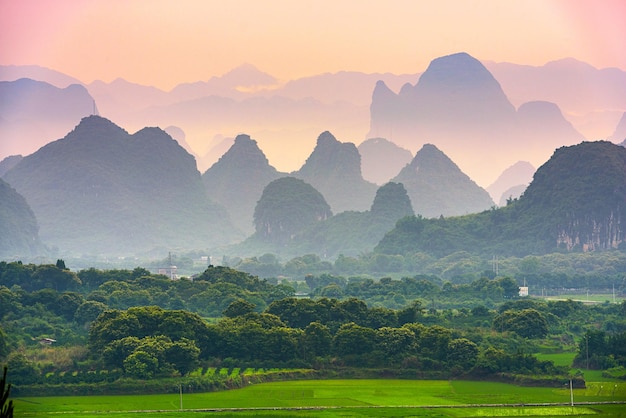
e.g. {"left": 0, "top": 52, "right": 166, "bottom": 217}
{"left": 1, "top": 260, "right": 625, "bottom": 396}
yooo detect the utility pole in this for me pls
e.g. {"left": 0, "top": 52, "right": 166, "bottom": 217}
{"left": 179, "top": 382, "right": 183, "bottom": 410}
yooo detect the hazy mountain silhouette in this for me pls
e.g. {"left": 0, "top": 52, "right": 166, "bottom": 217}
{"left": 202, "top": 134, "right": 287, "bottom": 234}
{"left": 294, "top": 131, "right": 377, "bottom": 213}
{"left": 516, "top": 101, "right": 584, "bottom": 155}
{"left": 0, "top": 155, "right": 23, "bottom": 177}
{"left": 197, "top": 135, "right": 235, "bottom": 172}
{"left": 392, "top": 143, "right": 494, "bottom": 218}
{"left": 0, "top": 177, "right": 44, "bottom": 257}
{"left": 287, "top": 182, "right": 415, "bottom": 258}
{"left": 486, "top": 161, "right": 535, "bottom": 204}
{"left": 485, "top": 58, "right": 626, "bottom": 139}
{"left": 0, "top": 79, "right": 95, "bottom": 158}
{"left": 278, "top": 71, "right": 420, "bottom": 106}
{"left": 163, "top": 125, "right": 198, "bottom": 158}
{"left": 358, "top": 137, "right": 413, "bottom": 185}
{"left": 233, "top": 181, "right": 414, "bottom": 259}
{"left": 498, "top": 184, "right": 528, "bottom": 207}
{"left": 252, "top": 176, "right": 332, "bottom": 246}
{"left": 609, "top": 112, "right": 626, "bottom": 143}
{"left": 0, "top": 64, "right": 82, "bottom": 88}
{"left": 87, "top": 78, "right": 173, "bottom": 124}
{"left": 368, "top": 52, "right": 584, "bottom": 186}
{"left": 3, "top": 59, "right": 623, "bottom": 185}
{"left": 377, "top": 141, "right": 626, "bottom": 257}
{"left": 170, "top": 64, "right": 277, "bottom": 101}
{"left": 3, "top": 116, "right": 242, "bottom": 256}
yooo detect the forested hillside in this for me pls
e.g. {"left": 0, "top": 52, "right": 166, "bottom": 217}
{"left": 376, "top": 141, "right": 626, "bottom": 257}
{"left": 0, "top": 178, "right": 44, "bottom": 257}
{"left": 1, "top": 261, "right": 624, "bottom": 393}
{"left": 3, "top": 116, "right": 243, "bottom": 255}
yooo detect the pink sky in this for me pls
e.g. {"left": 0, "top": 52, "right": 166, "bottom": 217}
{"left": 1, "top": 0, "right": 625, "bottom": 90}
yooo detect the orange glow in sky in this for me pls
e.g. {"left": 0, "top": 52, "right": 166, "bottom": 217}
{"left": 1, "top": 0, "right": 624, "bottom": 90}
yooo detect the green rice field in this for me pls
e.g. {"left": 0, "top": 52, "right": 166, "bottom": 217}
{"left": 542, "top": 294, "right": 625, "bottom": 304}
{"left": 12, "top": 379, "right": 626, "bottom": 417}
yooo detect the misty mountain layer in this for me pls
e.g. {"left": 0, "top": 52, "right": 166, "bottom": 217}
{"left": 368, "top": 52, "right": 584, "bottom": 185}
{"left": 377, "top": 141, "right": 626, "bottom": 257}
{"left": 202, "top": 134, "right": 286, "bottom": 234}
{"left": 293, "top": 131, "right": 378, "bottom": 214}
{"left": 0, "top": 178, "right": 44, "bottom": 257}
{"left": 392, "top": 143, "right": 494, "bottom": 218}
{"left": 3, "top": 116, "right": 243, "bottom": 256}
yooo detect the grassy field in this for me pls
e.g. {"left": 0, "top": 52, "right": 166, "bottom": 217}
{"left": 12, "top": 379, "right": 626, "bottom": 417}
{"left": 541, "top": 293, "right": 625, "bottom": 304}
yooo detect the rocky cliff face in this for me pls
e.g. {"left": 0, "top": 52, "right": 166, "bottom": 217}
{"left": 519, "top": 141, "right": 626, "bottom": 251}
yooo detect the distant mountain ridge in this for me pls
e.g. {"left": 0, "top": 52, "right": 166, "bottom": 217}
{"left": 202, "top": 134, "right": 286, "bottom": 234}
{"left": 484, "top": 58, "right": 626, "bottom": 139}
{"left": 0, "top": 178, "right": 44, "bottom": 257}
{"left": 368, "top": 52, "right": 584, "bottom": 186}
{"left": 358, "top": 138, "right": 413, "bottom": 185}
{"left": 486, "top": 161, "right": 535, "bottom": 204}
{"left": 392, "top": 143, "right": 494, "bottom": 218}
{"left": 293, "top": 131, "right": 377, "bottom": 214}
{"left": 0, "top": 78, "right": 95, "bottom": 157}
{"left": 3, "top": 116, "right": 242, "bottom": 256}
{"left": 235, "top": 181, "right": 414, "bottom": 259}
{"left": 376, "top": 141, "right": 626, "bottom": 257}
{"left": 3, "top": 57, "right": 623, "bottom": 183}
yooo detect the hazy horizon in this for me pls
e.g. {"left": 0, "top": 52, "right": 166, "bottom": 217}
{"left": 1, "top": 0, "right": 625, "bottom": 187}
{"left": 1, "top": 0, "right": 624, "bottom": 90}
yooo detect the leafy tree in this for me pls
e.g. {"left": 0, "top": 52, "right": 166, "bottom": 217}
{"left": 303, "top": 322, "right": 332, "bottom": 358}
{"left": 398, "top": 300, "right": 423, "bottom": 325}
{"left": 31, "top": 265, "right": 81, "bottom": 291}
{"left": 102, "top": 337, "right": 142, "bottom": 370}
{"left": 222, "top": 299, "right": 256, "bottom": 318}
{"left": 419, "top": 325, "right": 452, "bottom": 361}
{"left": 266, "top": 298, "right": 323, "bottom": 329}
{"left": 376, "top": 327, "right": 416, "bottom": 359}
{"left": 366, "top": 307, "right": 398, "bottom": 328}
{"left": 1, "top": 366, "right": 13, "bottom": 418}
{"left": 333, "top": 323, "right": 376, "bottom": 356}
{"left": 123, "top": 351, "right": 158, "bottom": 379}
{"left": 447, "top": 338, "right": 479, "bottom": 370}
{"left": 493, "top": 309, "right": 549, "bottom": 339}
{"left": 165, "top": 338, "right": 200, "bottom": 376}
{"left": 0, "top": 327, "right": 7, "bottom": 359}
{"left": 496, "top": 277, "right": 520, "bottom": 299}
{"left": 5, "top": 353, "right": 39, "bottom": 385}
{"left": 74, "top": 300, "right": 108, "bottom": 326}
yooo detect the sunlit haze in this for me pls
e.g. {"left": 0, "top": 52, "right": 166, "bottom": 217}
{"left": 1, "top": 0, "right": 624, "bottom": 90}
{"left": 1, "top": 0, "right": 625, "bottom": 186}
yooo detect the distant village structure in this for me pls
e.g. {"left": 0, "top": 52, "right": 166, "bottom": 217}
{"left": 157, "top": 252, "right": 178, "bottom": 280}
{"left": 158, "top": 265, "right": 178, "bottom": 280}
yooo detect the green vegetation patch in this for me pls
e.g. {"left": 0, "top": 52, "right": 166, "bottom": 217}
{"left": 15, "top": 379, "right": 626, "bottom": 416}
{"left": 451, "top": 406, "right": 598, "bottom": 416}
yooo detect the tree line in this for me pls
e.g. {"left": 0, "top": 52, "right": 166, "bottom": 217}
{"left": 1, "top": 261, "right": 625, "bottom": 388}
